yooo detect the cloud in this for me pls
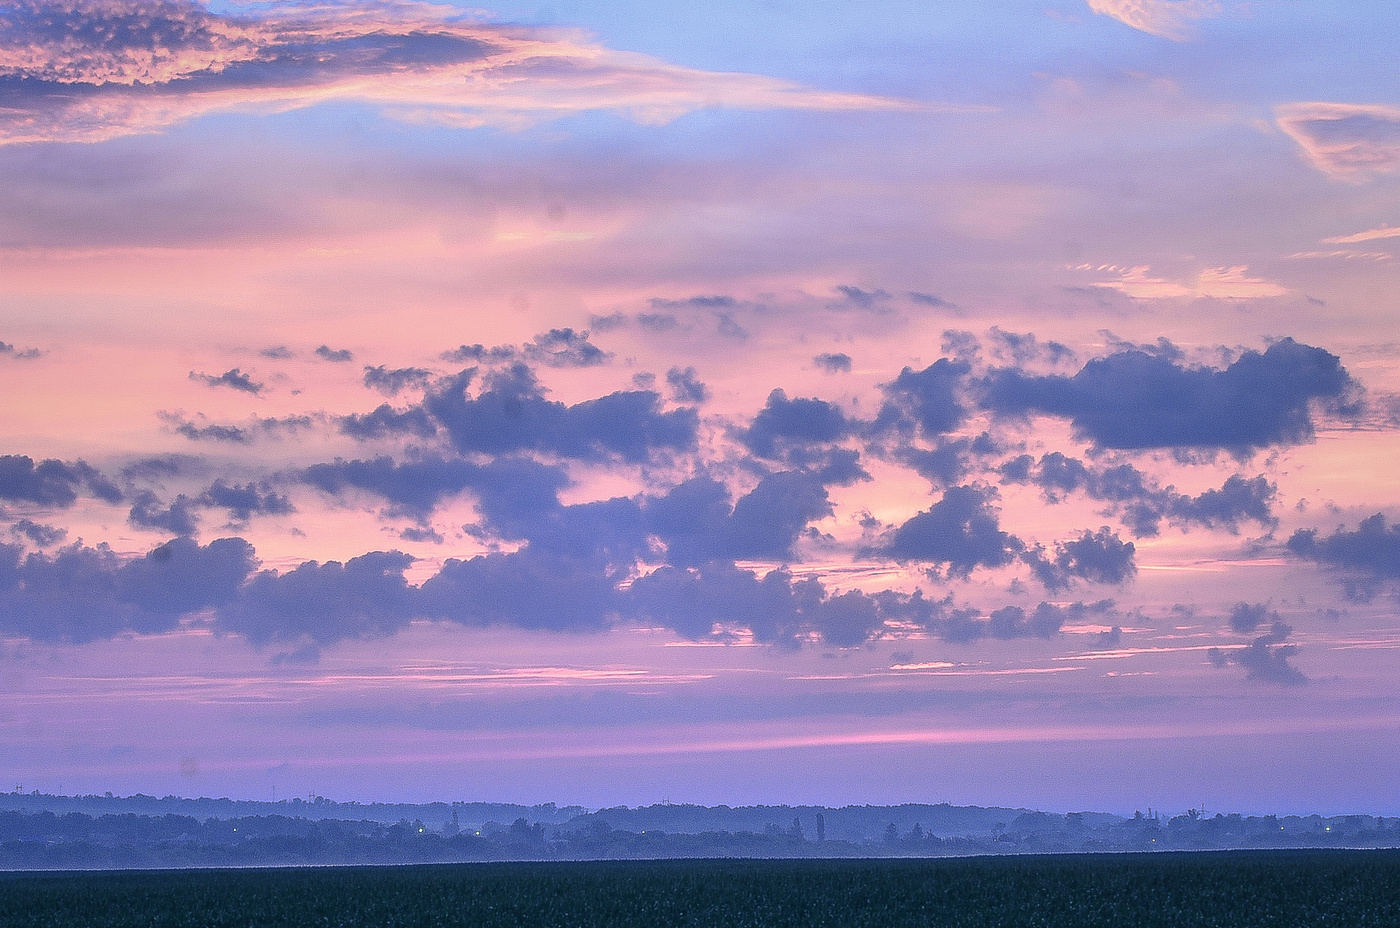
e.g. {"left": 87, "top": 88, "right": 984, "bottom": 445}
{"left": 1322, "top": 225, "right": 1400, "bottom": 245}
{"left": 1209, "top": 621, "right": 1306, "bottom": 687}
{"left": 8, "top": 518, "right": 66, "bottom": 547}
{"left": 338, "top": 404, "right": 438, "bottom": 440}
{"left": 0, "top": 536, "right": 256, "bottom": 642}
{"left": 362, "top": 365, "right": 432, "bottom": 396}
{"left": 0, "top": 0, "right": 936, "bottom": 145}
{"left": 426, "top": 364, "right": 697, "bottom": 463}
{"left": 0, "top": 340, "right": 42, "bottom": 360}
{"left": 1001, "top": 453, "right": 1276, "bottom": 537}
{"left": 1024, "top": 527, "right": 1137, "bottom": 591}
{"left": 740, "top": 389, "right": 852, "bottom": 460}
{"left": 189, "top": 368, "right": 262, "bottom": 394}
{"left": 647, "top": 472, "right": 833, "bottom": 566}
{"left": 522, "top": 328, "right": 610, "bottom": 368}
{"left": 879, "top": 485, "right": 1022, "bottom": 577}
{"left": 985, "top": 328, "right": 1075, "bottom": 366}
{"left": 908, "top": 292, "right": 953, "bottom": 308}
{"left": 1093, "top": 266, "right": 1287, "bottom": 300}
{"left": 665, "top": 366, "right": 709, "bottom": 404}
{"left": 304, "top": 455, "right": 566, "bottom": 524}
{"left": 834, "top": 285, "right": 891, "bottom": 309}
{"left": 0, "top": 454, "right": 118, "bottom": 506}
{"left": 1228, "top": 602, "right": 1275, "bottom": 634}
{"left": 162, "top": 412, "right": 316, "bottom": 443}
{"left": 224, "top": 550, "right": 417, "bottom": 646}
{"left": 196, "top": 480, "right": 294, "bottom": 522}
{"left": 1288, "top": 514, "right": 1400, "bottom": 580}
{"left": 813, "top": 353, "right": 853, "bottom": 374}
{"left": 1085, "top": 0, "right": 1221, "bottom": 40}
{"left": 1275, "top": 103, "right": 1400, "bottom": 180}
{"left": 873, "top": 359, "right": 969, "bottom": 438}
{"left": 419, "top": 548, "right": 620, "bottom": 633}
{"left": 127, "top": 490, "right": 199, "bottom": 536}
{"left": 981, "top": 338, "right": 1354, "bottom": 452}
{"left": 315, "top": 345, "right": 354, "bottom": 362}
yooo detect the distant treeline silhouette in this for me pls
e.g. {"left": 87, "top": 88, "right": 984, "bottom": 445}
{"left": 1, "top": 798, "right": 1397, "bottom": 868}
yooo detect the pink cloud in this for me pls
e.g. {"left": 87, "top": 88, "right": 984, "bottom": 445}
{"left": 1090, "top": 265, "right": 1286, "bottom": 300}
{"left": 1275, "top": 102, "right": 1400, "bottom": 180}
{"left": 1084, "top": 0, "right": 1221, "bottom": 40}
{"left": 0, "top": 0, "right": 950, "bottom": 144}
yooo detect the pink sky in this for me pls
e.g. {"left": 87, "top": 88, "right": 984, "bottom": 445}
{"left": 1, "top": 0, "right": 1399, "bottom": 815}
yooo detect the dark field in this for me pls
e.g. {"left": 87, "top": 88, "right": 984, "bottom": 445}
{"left": 3, "top": 851, "right": 1400, "bottom": 927}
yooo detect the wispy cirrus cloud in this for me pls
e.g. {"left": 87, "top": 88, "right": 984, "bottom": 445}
{"left": 1322, "top": 225, "right": 1400, "bottom": 245}
{"left": 1085, "top": 0, "right": 1220, "bottom": 40}
{"left": 1087, "top": 265, "right": 1287, "bottom": 300}
{"left": 0, "top": 0, "right": 947, "bottom": 145}
{"left": 1275, "top": 102, "right": 1400, "bottom": 180}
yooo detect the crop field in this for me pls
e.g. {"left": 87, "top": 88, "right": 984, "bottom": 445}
{"left": 2, "top": 850, "right": 1399, "bottom": 927}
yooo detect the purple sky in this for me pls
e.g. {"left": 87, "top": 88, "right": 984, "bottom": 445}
{"left": 1, "top": 0, "right": 1399, "bottom": 815}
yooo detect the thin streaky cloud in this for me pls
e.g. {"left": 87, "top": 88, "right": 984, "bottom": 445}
{"left": 1084, "top": 0, "right": 1221, "bottom": 40}
{"left": 1322, "top": 226, "right": 1400, "bottom": 245}
{"left": 0, "top": 0, "right": 965, "bottom": 145}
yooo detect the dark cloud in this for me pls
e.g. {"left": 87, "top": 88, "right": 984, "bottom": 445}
{"left": 127, "top": 490, "right": 199, "bottom": 536}
{"left": 1228, "top": 602, "right": 1275, "bottom": 634}
{"left": 908, "top": 291, "right": 954, "bottom": 308}
{"left": 1288, "top": 514, "right": 1400, "bottom": 581}
{"left": 426, "top": 364, "right": 697, "bottom": 462}
{"left": 337, "top": 404, "right": 437, "bottom": 440}
{"left": 259, "top": 346, "right": 293, "bottom": 359}
{"left": 648, "top": 295, "right": 737, "bottom": 310}
{"left": 665, "top": 366, "right": 709, "bottom": 404}
{"left": 638, "top": 313, "right": 680, "bottom": 332}
{"left": 420, "top": 548, "right": 619, "bottom": 633}
{"left": 399, "top": 526, "right": 443, "bottom": 544}
{"left": 588, "top": 312, "right": 628, "bottom": 332}
{"left": 0, "top": 536, "right": 256, "bottom": 643}
{"left": 0, "top": 340, "right": 42, "bottom": 360}
{"left": 981, "top": 338, "right": 1355, "bottom": 452}
{"left": 196, "top": 480, "right": 294, "bottom": 522}
{"left": 875, "top": 590, "right": 1112, "bottom": 643}
{"left": 171, "top": 419, "right": 251, "bottom": 443}
{"left": 522, "top": 328, "right": 610, "bottom": 368}
{"left": 813, "top": 352, "right": 853, "bottom": 374}
{"left": 223, "top": 552, "right": 418, "bottom": 646}
{"left": 8, "top": 519, "right": 66, "bottom": 547}
{"left": 1209, "top": 622, "right": 1306, "bottom": 686}
{"left": 315, "top": 345, "right": 354, "bottom": 362}
{"left": 873, "top": 359, "right": 969, "bottom": 438}
{"left": 879, "top": 485, "right": 1021, "bottom": 577}
{"left": 163, "top": 412, "right": 316, "bottom": 443}
{"left": 362, "top": 365, "right": 432, "bottom": 396}
{"left": 189, "top": 368, "right": 262, "bottom": 395}
{"left": 647, "top": 472, "right": 833, "bottom": 566}
{"left": 0, "top": 454, "right": 120, "bottom": 506}
{"left": 894, "top": 433, "right": 999, "bottom": 490}
{"left": 985, "top": 327, "right": 1074, "bottom": 366}
{"left": 626, "top": 562, "right": 825, "bottom": 644}
{"left": 1024, "top": 528, "right": 1136, "bottom": 591}
{"left": 303, "top": 456, "right": 569, "bottom": 534}
{"left": 441, "top": 344, "right": 516, "bottom": 364}
{"left": 834, "top": 285, "right": 890, "bottom": 308}
{"left": 740, "top": 389, "right": 852, "bottom": 460}
{"left": 999, "top": 452, "right": 1276, "bottom": 537}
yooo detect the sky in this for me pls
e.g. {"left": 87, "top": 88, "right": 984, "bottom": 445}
{"left": 1, "top": 0, "right": 1399, "bottom": 817}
